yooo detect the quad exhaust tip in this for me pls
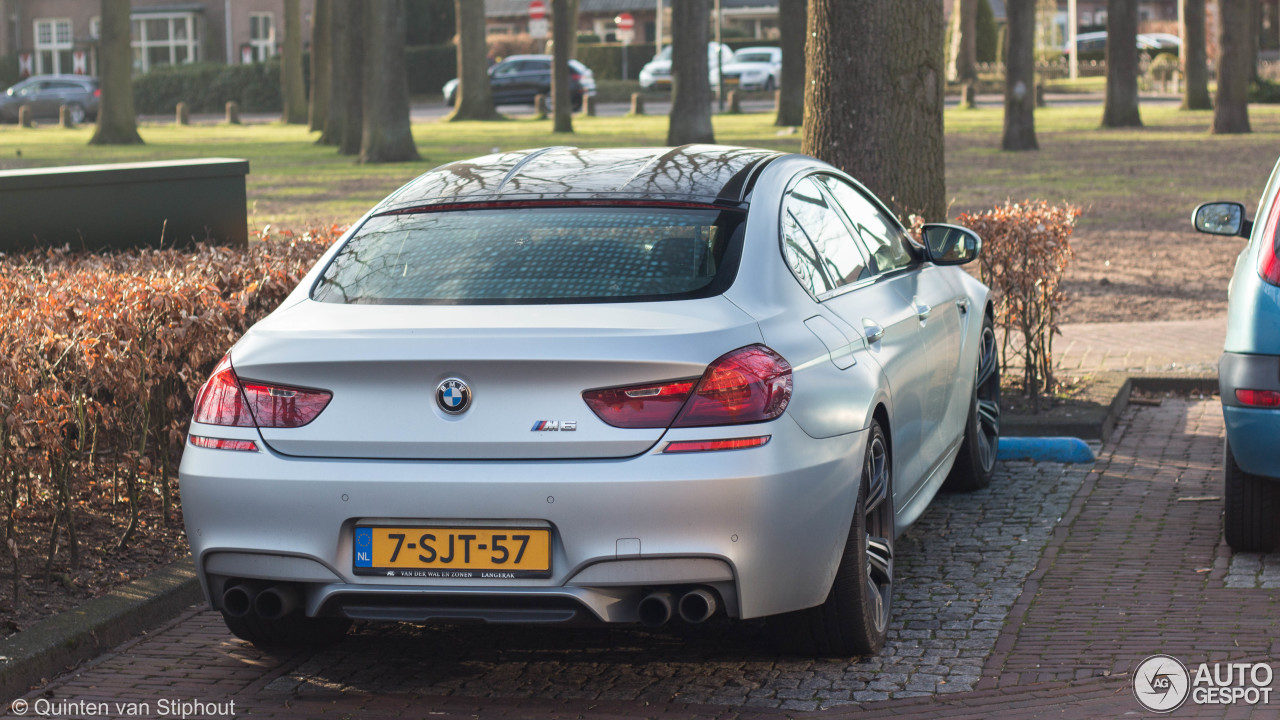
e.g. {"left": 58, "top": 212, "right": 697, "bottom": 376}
{"left": 221, "top": 582, "right": 258, "bottom": 618}
{"left": 637, "top": 591, "right": 674, "bottom": 627}
{"left": 678, "top": 588, "right": 718, "bottom": 624}
{"left": 254, "top": 584, "right": 300, "bottom": 620}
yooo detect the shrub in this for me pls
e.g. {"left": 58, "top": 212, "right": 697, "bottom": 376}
{"left": 0, "top": 228, "right": 337, "bottom": 612}
{"left": 976, "top": 0, "right": 999, "bottom": 64}
{"left": 954, "top": 201, "right": 1081, "bottom": 410}
{"left": 406, "top": 43, "right": 458, "bottom": 95}
{"left": 132, "top": 60, "right": 283, "bottom": 114}
{"left": 576, "top": 43, "right": 661, "bottom": 81}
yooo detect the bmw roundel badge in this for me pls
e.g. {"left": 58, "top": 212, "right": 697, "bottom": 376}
{"left": 436, "top": 378, "right": 472, "bottom": 414}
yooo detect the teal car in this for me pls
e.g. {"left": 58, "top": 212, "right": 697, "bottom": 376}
{"left": 1195, "top": 174, "right": 1280, "bottom": 552}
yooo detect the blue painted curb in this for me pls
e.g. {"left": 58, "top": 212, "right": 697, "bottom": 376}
{"left": 997, "top": 436, "right": 1096, "bottom": 463}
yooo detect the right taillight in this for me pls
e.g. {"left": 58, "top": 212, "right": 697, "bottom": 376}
{"left": 582, "top": 345, "right": 792, "bottom": 430}
{"left": 192, "top": 355, "right": 332, "bottom": 428}
{"left": 1259, "top": 188, "right": 1280, "bottom": 285}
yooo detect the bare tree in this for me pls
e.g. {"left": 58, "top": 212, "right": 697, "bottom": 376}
{"left": 947, "top": 0, "right": 978, "bottom": 82}
{"left": 337, "top": 0, "right": 364, "bottom": 155}
{"left": 282, "top": 0, "right": 308, "bottom": 124}
{"left": 1101, "top": 0, "right": 1142, "bottom": 127}
{"left": 319, "top": 0, "right": 346, "bottom": 145}
{"left": 802, "top": 0, "right": 945, "bottom": 220}
{"left": 90, "top": 0, "right": 142, "bottom": 145}
{"left": 1002, "top": 0, "right": 1037, "bottom": 150}
{"left": 448, "top": 0, "right": 500, "bottom": 121}
{"left": 551, "top": 0, "right": 573, "bottom": 133}
{"left": 774, "top": 0, "right": 805, "bottom": 126}
{"left": 667, "top": 0, "right": 714, "bottom": 146}
{"left": 1214, "top": 0, "right": 1252, "bottom": 134}
{"left": 1181, "top": 0, "right": 1211, "bottom": 110}
{"left": 309, "top": 0, "right": 332, "bottom": 132}
{"left": 360, "top": 0, "right": 421, "bottom": 163}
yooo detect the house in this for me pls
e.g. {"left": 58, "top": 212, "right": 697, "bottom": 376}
{"left": 0, "top": 0, "right": 314, "bottom": 78}
{"left": 483, "top": 0, "right": 779, "bottom": 46}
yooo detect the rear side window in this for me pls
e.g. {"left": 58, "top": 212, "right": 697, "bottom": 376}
{"left": 782, "top": 176, "right": 870, "bottom": 293}
{"left": 311, "top": 206, "right": 745, "bottom": 305}
{"left": 816, "top": 175, "right": 915, "bottom": 275}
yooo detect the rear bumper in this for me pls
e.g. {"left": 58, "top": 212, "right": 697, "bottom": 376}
{"left": 1220, "top": 351, "right": 1280, "bottom": 479}
{"left": 179, "top": 415, "right": 867, "bottom": 623}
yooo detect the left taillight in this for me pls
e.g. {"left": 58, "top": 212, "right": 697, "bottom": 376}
{"left": 581, "top": 345, "right": 793, "bottom": 430}
{"left": 192, "top": 355, "right": 331, "bottom": 429}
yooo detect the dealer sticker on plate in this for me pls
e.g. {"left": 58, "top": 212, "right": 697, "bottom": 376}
{"left": 353, "top": 526, "right": 551, "bottom": 578}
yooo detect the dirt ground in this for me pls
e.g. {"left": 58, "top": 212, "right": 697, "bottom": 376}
{"left": 944, "top": 111, "right": 1280, "bottom": 324}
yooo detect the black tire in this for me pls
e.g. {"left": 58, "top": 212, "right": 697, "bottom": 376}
{"left": 221, "top": 610, "right": 352, "bottom": 651}
{"left": 769, "top": 421, "right": 893, "bottom": 656}
{"left": 943, "top": 313, "right": 1000, "bottom": 492}
{"left": 1224, "top": 438, "right": 1280, "bottom": 552}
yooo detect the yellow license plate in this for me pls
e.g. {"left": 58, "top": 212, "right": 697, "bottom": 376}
{"left": 353, "top": 526, "right": 551, "bottom": 578}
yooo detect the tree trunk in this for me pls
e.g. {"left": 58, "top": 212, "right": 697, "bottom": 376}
{"left": 667, "top": 0, "right": 714, "bottom": 146}
{"left": 948, "top": 0, "right": 978, "bottom": 82}
{"left": 309, "top": 0, "right": 332, "bottom": 132}
{"left": 1002, "top": 0, "right": 1037, "bottom": 150}
{"left": 567, "top": 0, "right": 580, "bottom": 58}
{"left": 449, "top": 0, "right": 500, "bottom": 120}
{"left": 802, "top": 0, "right": 945, "bottom": 221}
{"left": 89, "top": 0, "right": 142, "bottom": 145}
{"left": 774, "top": 0, "right": 805, "bottom": 126}
{"left": 282, "top": 0, "right": 308, "bottom": 124}
{"left": 1250, "top": 0, "right": 1261, "bottom": 83}
{"left": 1214, "top": 0, "right": 1253, "bottom": 134}
{"left": 361, "top": 0, "right": 421, "bottom": 163}
{"left": 319, "top": 0, "right": 347, "bottom": 145}
{"left": 1181, "top": 0, "right": 1211, "bottom": 110}
{"left": 1101, "top": 0, "right": 1142, "bottom": 127}
{"left": 338, "top": 0, "right": 364, "bottom": 155}
{"left": 551, "top": 0, "right": 574, "bottom": 133}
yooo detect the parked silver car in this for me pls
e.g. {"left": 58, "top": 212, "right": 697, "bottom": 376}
{"left": 179, "top": 145, "right": 999, "bottom": 657}
{"left": 0, "top": 75, "right": 99, "bottom": 124}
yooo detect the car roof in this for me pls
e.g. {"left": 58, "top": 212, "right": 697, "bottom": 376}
{"left": 374, "top": 145, "right": 783, "bottom": 213}
{"left": 733, "top": 47, "right": 779, "bottom": 55}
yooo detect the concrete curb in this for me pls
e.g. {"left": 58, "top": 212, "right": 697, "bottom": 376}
{"left": 0, "top": 558, "right": 201, "bottom": 700}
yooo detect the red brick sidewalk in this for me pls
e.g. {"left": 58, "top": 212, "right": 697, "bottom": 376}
{"left": 1009, "top": 317, "right": 1226, "bottom": 376}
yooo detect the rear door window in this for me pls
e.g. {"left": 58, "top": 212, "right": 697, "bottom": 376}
{"left": 782, "top": 176, "right": 870, "bottom": 292}
{"left": 816, "top": 175, "right": 916, "bottom": 276}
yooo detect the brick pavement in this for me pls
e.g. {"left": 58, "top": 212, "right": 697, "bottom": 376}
{"left": 6, "top": 399, "right": 1279, "bottom": 719}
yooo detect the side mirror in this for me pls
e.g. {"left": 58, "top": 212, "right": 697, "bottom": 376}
{"left": 920, "top": 224, "right": 981, "bottom": 266}
{"left": 1193, "top": 201, "right": 1251, "bottom": 237}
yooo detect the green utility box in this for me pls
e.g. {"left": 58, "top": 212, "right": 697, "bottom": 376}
{"left": 0, "top": 158, "right": 249, "bottom": 252}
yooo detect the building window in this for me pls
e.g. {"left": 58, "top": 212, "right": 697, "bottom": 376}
{"left": 90, "top": 17, "right": 100, "bottom": 40}
{"left": 249, "top": 12, "right": 275, "bottom": 62}
{"left": 34, "top": 18, "right": 73, "bottom": 74}
{"left": 131, "top": 13, "right": 200, "bottom": 73}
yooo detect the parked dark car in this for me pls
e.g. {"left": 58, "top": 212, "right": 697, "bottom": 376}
{"left": 0, "top": 75, "right": 99, "bottom": 124}
{"left": 442, "top": 55, "right": 596, "bottom": 110}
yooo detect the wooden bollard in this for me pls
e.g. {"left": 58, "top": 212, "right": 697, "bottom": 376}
{"left": 59, "top": 105, "right": 75, "bottom": 128}
{"left": 962, "top": 81, "right": 977, "bottom": 109}
{"left": 18, "top": 104, "right": 32, "bottom": 128}
{"left": 726, "top": 90, "right": 741, "bottom": 114}
{"left": 176, "top": 102, "right": 190, "bottom": 126}
{"left": 774, "top": 89, "right": 781, "bottom": 111}
{"left": 533, "top": 93, "right": 548, "bottom": 119}
{"left": 582, "top": 94, "right": 596, "bottom": 116}
{"left": 225, "top": 101, "right": 241, "bottom": 125}
{"left": 630, "top": 92, "right": 645, "bottom": 116}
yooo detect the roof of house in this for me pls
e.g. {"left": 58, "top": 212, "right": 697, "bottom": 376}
{"left": 488, "top": 0, "right": 775, "bottom": 18}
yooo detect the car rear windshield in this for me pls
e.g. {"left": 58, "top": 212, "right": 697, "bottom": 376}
{"left": 310, "top": 205, "right": 746, "bottom": 305}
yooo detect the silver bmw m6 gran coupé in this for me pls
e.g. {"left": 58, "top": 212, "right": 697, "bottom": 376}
{"left": 179, "top": 145, "right": 1000, "bottom": 657}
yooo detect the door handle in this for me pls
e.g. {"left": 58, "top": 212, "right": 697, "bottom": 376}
{"left": 862, "top": 319, "right": 885, "bottom": 344}
{"left": 956, "top": 298, "right": 970, "bottom": 314}
{"left": 914, "top": 298, "right": 932, "bottom": 321}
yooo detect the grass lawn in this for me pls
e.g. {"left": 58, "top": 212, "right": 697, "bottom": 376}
{"left": 4, "top": 102, "right": 1280, "bottom": 321}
